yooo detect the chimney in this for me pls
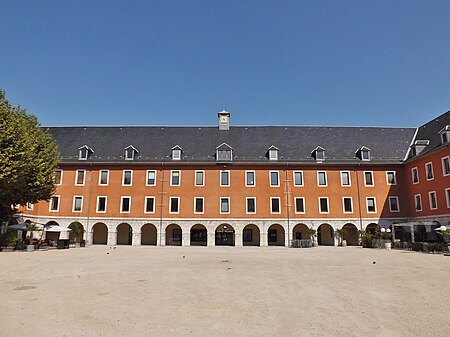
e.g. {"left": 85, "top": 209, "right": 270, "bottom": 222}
{"left": 218, "top": 110, "right": 230, "bottom": 130}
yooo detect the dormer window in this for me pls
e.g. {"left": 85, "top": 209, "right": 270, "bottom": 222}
{"left": 439, "top": 125, "right": 449, "bottom": 145}
{"left": 216, "top": 143, "right": 233, "bottom": 161}
{"left": 356, "top": 146, "right": 371, "bottom": 161}
{"left": 124, "top": 145, "right": 138, "bottom": 161}
{"left": 78, "top": 145, "right": 93, "bottom": 160}
{"left": 268, "top": 146, "right": 279, "bottom": 161}
{"left": 311, "top": 146, "right": 325, "bottom": 162}
{"left": 171, "top": 145, "right": 182, "bottom": 161}
{"left": 411, "top": 140, "right": 429, "bottom": 156}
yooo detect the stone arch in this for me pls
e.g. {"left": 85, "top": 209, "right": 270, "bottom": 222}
{"left": 117, "top": 223, "right": 132, "bottom": 245}
{"left": 92, "top": 222, "right": 108, "bottom": 245}
{"left": 190, "top": 224, "right": 207, "bottom": 246}
{"left": 215, "top": 224, "right": 235, "bottom": 246}
{"left": 318, "top": 223, "right": 334, "bottom": 246}
{"left": 166, "top": 224, "right": 182, "bottom": 246}
{"left": 141, "top": 223, "right": 157, "bottom": 246}
{"left": 68, "top": 221, "right": 84, "bottom": 243}
{"left": 268, "top": 224, "right": 285, "bottom": 246}
{"left": 292, "top": 223, "right": 309, "bottom": 241}
{"left": 366, "top": 223, "right": 378, "bottom": 234}
{"left": 342, "top": 223, "right": 359, "bottom": 246}
{"left": 45, "top": 221, "right": 61, "bottom": 244}
{"left": 243, "top": 224, "right": 260, "bottom": 246}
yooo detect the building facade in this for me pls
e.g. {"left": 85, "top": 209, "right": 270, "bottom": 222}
{"left": 20, "top": 110, "right": 450, "bottom": 247}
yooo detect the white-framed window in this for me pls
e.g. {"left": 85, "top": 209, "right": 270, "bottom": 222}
{"left": 414, "top": 194, "right": 422, "bottom": 212}
{"left": 317, "top": 171, "right": 327, "bottom": 186}
{"left": 96, "top": 196, "right": 107, "bottom": 213}
{"left": 170, "top": 170, "right": 181, "bottom": 186}
{"left": 245, "top": 171, "right": 256, "bottom": 187}
{"left": 220, "top": 170, "right": 230, "bottom": 187}
{"left": 446, "top": 188, "right": 450, "bottom": 208}
{"left": 364, "top": 171, "right": 374, "bottom": 186}
{"left": 220, "top": 197, "right": 230, "bottom": 214}
{"left": 169, "top": 197, "right": 180, "bottom": 214}
{"left": 442, "top": 156, "right": 450, "bottom": 176}
{"left": 429, "top": 191, "right": 437, "bottom": 210}
{"left": 388, "top": 196, "right": 400, "bottom": 212}
{"left": 294, "top": 197, "right": 305, "bottom": 214}
{"left": 269, "top": 147, "right": 278, "bottom": 161}
{"left": 125, "top": 147, "right": 135, "bottom": 160}
{"left": 120, "top": 196, "right": 131, "bottom": 213}
{"left": 386, "top": 171, "right": 397, "bottom": 185}
{"left": 144, "top": 197, "right": 155, "bottom": 214}
{"left": 366, "top": 197, "right": 376, "bottom": 213}
{"left": 49, "top": 195, "right": 60, "bottom": 212}
{"left": 340, "top": 171, "right": 351, "bottom": 186}
{"left": 75, "top": 170, "right": 86, "bottom": 186}
{"left": 246, "top": 197, "right": 256, "bottom": 214}
{"left": 293, "top": 171, "right": 303, "bottom": 186}
{"left": 195, "top": 170, "right": 205, "bottom": 186}
{"left": 361, "top": 149, "right": 371, "bottom": 161}
{"left": 55, "top": 169, "right": 63, "bottom": 185}
{"left": 342, "top": 197, "right": 353, "bottom": 213}
{"left": 72, "top": 196, "right": 83, "bottom": 212}
{"left": 412, "top": 167, "right": 419, "bottom": 184}
{"left": 319, "top": 197, "right": 329, "bottom": 214}
{"left": 270, "top": 197, "right": 281, "bottom": 214}
{"left": 269, "top": 171, "right": 279, "bottom": 187}
{"left": 146, "top": 170, "right": 157, "bottom": 186}
{"left": 312, "top": 147, "right": 325, "bottom": 162}
{"left": 78, "top": 147, "right": 89, "bottom": 160}
{"left": 98, "top": 170, "right": 109, "bottom": 186}
{"left": 122, "top": 170, "right": 133, "bottom": 186}
{"left": 426, "top": 162, "right": 434, "bottom": 180}
{"left": 172, "top": 148, "right": 182, "bottom": 161}
{"left": 26, "top": 202, "right": 34, "bottom": 211}
{"left": 194, "top": 197, "right": 204, "bottom": 214}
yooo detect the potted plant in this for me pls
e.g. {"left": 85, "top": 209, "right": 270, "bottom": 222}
{"left": 335, "top": 227, "right": 347, "bottom": 247}
{"left": 307, "top": 227, "right": 317, "bottom": 247}
{"left": 437, "top": 227, "right": 450, "bottom": 243}
{"left": 69, "top": 222, "right": 85, "bottom": 248}
{"left": 25, "top": 223, "right": 37, "bottom": 252}
{"left": 380, "top": 228, "right": 392, "bottom": 249}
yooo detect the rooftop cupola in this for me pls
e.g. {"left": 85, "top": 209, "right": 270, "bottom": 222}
{"left": 218, "top": 110, "right": 230, "bottom": 130}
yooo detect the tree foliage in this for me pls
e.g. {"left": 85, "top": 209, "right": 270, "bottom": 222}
{"left": 0, "top": 89, "right": 59, "bottom": 221}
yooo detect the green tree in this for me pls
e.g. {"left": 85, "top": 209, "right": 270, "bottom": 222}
{"left": 0, "top": 89, "right": 59, "bottom": 222}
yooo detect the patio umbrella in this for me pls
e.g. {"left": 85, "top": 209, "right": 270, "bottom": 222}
{"left": 8, "top": 223, "right": 44, "bottom": 230}
{"left": 45, "top": 225, "right": 71, "bottom": 232}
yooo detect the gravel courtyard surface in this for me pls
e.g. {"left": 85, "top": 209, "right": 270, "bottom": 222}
{"left": 1, "top": 246, "right": 449, "bottom": 337}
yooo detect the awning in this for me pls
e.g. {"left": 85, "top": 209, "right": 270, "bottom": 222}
{"left": 8, "top": 223, "right": 44, "bottom": 230}
{"left": 45, "top": 225, "right": 71, "bottom": 232}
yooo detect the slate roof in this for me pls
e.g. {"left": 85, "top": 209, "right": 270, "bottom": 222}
{"left": 46, "top": 125, "right": 416, "bottom": 165}
{"left": 409, "top": 110, "right": 450, "bottom": 158}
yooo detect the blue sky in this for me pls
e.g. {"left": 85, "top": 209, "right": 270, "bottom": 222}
{"left": 1, "top": 0, "right": 449, "bottom": 127}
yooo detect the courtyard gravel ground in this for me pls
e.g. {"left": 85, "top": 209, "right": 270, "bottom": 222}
{"left": 1, "top": 246, "right": 449, "bottom": 337}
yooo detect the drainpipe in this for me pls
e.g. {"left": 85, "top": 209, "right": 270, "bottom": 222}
{"left": 355, "top": 164, "right": 363, "bottom": 231}
{"left": 86, "top": 162, "right": 94, "bottom": 243}
{"left": 284, "top": 164, "right": 291, "bottom": 246}
{"left": 159, "top": 163, "right": 165, "bottom": 246}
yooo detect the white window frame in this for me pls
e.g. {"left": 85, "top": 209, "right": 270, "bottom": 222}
{"left": 316, "top": 149, "right": 325, "bottom": 161}
{"left": 340, "top": 171, "right": 351, "bottom": 187}
{"left": 220, "top": 197, "right": 230, "bottom": 214}
{"left": 269, "top": 171, "right": 280, "bottom": 187}
{"left": 144, "top": 196, "right": 156, "bottom": 214}
{"left": 120, "top": 196, "right": 132, "bottom": 213}
{"left": 75, "top": 169, "right": 86, "bottom": 186}
{"left": 195, "top": 170, "right": 205, "bottom": 187}
{"left": 442, "top": 156, "right": 450, "bottom": 176}
{"left": 79, "top": 148, "right": 88, "bottom": 160}
{"left": 366, "top": 197, "right": 377, "bottom": 213}
{"left": 317, "top": 171, "right": 327, "bottom": 187}
{"left": 245, "top": 171, "right": 256, "bottom": 187}
{"left": 294, "top": 197, "right": 305, "bottom": 214}
{"left": 72, "top": 196, "right": 83, "bottom": 212}
{"left": 412, "top": 167, "right": 419, "bottom": 184}
{"left": 55, "top": 169, "right": 63, "bottom": 185}
{"left": 270, "top": 197, "right": 281, "bottom": 214}
{"left": 293, "top": 171, "right": 304, "bottom": 187}
{"left": 428, "top": 191, "right": 437, "bottom": 210}
{"left": 193, "top": 197, "right": 204, "bottom": 214}
{"left": 246, "top": 197, "right": 256, "bottom": 214}
{"left": 425, "top": 162, "right": 434, "bottom": 181}
{"left": 146, "top": 170, "right": 157, "bottom": 186}
{"left": 220, "top": 170, "right": 230, "bottom": 187}
{"left": 122, "top": 170, "right": 133, "bottom": 186}
{"left": 169, "top": 197, "right": 180, "bottom": 214}
{"left": 170, "top": 170, "right": 181, "bottom": 186}
{"left": 49, "top": 195, "right": 60, "bottom": 212}
{"left": 26, "top": 202, "right": 34, "bottom": 211}
{"left": 269, "top": 149, "right": 278, "bottom": 161}
{"left": 98, "top": 170, "right": 109, "bottom": 186}
{"left": 342, "top": 197, "right": 353, "bottom": 214}
{"left": 445, "top": 188, "right": 450, "bottom": 208}
{"left": 386, "top": 171, "right": 397, "bottom": 185}
{"left": 364, "top": 171, "right": 374, "bottom": 187}
{"left": 361, "top": 149, "right": 371, "bottom": 161}
{"left": 96, "top": 196, "right": 107, "bottom": 213}
{"left": 388, "top": 196, "right": 400, "bottom": 213}
{"left": 318, "top": 197, "right": 329, "bottom": 214}
{"left": 172, "top": 149, "right": 181, "bottom": 161}
{"left": 125, "top": 148, "right": 135, "bottom": 160}
{"left": 414, "top": 194, "right": 422, "bottom": 212}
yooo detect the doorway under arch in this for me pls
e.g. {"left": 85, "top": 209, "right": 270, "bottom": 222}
{"left": 141, "top": 223, "right": 157, "bottom": 245}
{"left": 92, "top": 223, "right": 108, "bottom": 245}
{"left": 318, "top": 224, "right": 334, "bottom": 246}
